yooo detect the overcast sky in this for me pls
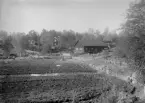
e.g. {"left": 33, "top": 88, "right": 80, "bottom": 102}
{"left": 0, "top": 0, "right": 133, "bottom": 33}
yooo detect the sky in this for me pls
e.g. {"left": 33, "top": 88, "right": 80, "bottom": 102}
{"left": 0, "top": 0, "right": 133, "bottom": 33}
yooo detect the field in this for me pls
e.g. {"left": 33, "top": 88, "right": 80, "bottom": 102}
{"left": 1, "top": 73, "right": 135, "bottom": 103}
{"left": 0, "top": 59, "right": 96, "bottom": 75}
{"left": 0, "top": 58, "right": 142, "bottom": 103}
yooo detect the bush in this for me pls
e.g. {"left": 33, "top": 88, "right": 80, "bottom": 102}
{"left": 102, "top": 49, "right": 110, "bottom": 59}
{"left": 112, "top": 47, "right": 127, "bottom": 58}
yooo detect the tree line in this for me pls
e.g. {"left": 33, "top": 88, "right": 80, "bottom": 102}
{"left": 0, "top": 28, "right": 118, "bottom": 56}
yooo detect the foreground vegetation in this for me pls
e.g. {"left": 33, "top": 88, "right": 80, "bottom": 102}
{"left": 0, "top": 55, "right": 142, "bottom": 103}
{"left": 1, "top": 73, "right": 139, "bottom": 103}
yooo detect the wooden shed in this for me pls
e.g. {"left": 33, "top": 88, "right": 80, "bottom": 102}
{"left": 76, "top": 35, "right": 108, "bottom": 54}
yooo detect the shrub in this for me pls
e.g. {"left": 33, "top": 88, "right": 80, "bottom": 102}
{"left": 112, "top": 47, "right": 127, "bottom": 58}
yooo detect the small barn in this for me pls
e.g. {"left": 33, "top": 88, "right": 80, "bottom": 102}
{"left": 76, "top": 35, "right": 108, "bottom": 54}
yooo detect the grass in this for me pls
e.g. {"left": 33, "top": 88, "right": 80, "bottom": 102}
{"left": 0, "top": 57, "right": 142, "bottom": 103}
{"left": 0, "top": 59, "right": 96, "bottom": 75}
{"left": 1, "top": 73, "right": 136, "bottom": 103}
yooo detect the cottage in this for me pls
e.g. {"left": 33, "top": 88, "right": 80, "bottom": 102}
{"left": 76, "top": 35, "right": 108, "bottom": 54}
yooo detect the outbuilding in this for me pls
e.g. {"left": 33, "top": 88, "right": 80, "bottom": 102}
{"left": 76, "top": 35, "right": 108, "bottom": 54}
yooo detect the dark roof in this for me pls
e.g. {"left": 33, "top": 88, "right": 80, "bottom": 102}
{"left": 76, "top": 35, "right": 108, "bottom": 47}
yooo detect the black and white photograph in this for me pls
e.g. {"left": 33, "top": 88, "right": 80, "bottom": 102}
{"left": 0, "top": 0, "right": 145, "bottom": 102}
